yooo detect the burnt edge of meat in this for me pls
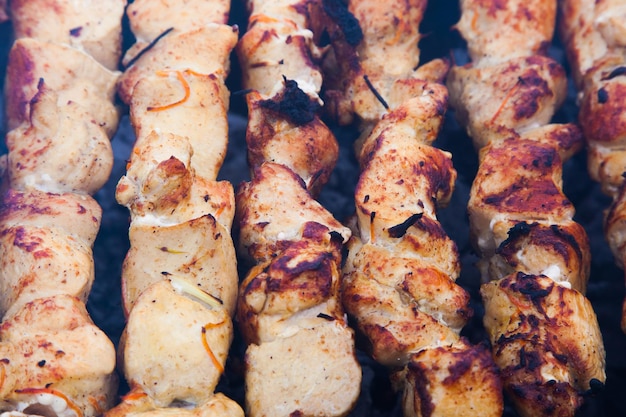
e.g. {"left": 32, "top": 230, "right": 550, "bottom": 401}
{"left": 322, "top": 0, "right": 363, "bottom": 46}
{"left": 258, "top": 78, "right": 321, "bottom": 125}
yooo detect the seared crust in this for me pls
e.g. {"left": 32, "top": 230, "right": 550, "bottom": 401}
{"left": 402, "top": 342, "right": 502, "bottom": 417}
{"left": 447, "top": 55, "right": 567, "bottom": 148}
{"left": 482, "top": 273, "right": 605, "bottom": 417}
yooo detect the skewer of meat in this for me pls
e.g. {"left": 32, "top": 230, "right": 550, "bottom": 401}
{"left": 235, "top": 1, "right": 362, "bottom": 415}
{"left": 344, "top": 84, "right": 503, "bottom": 417}
{"left": 558, "top": 0, "right": 626, "bottom": 332}
{"left": 447, "top": 1, "right": 606, "bottom": 415}
{"left": 315, "top": 1, "right": 504, "bottom": 416}
{"left": 0, "top": 0, "right": 126, "bottom": 415}
{"left": 103, "top": 1, "right": 243, "bottom": 416}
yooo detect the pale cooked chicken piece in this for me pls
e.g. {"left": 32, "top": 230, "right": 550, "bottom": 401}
{"left": 236, "top": 162, "right": 351, "bottom": 263}
{"left": 447, "top": 55, "right": 567, "bottom": 148}
{"left": 455, "top": 0, "right": 556, "bottom": 66}
{"left": 9, "top": 0, "right": 126, "bottom": 70}
{"left": 468, "top": 124, "right": 590, "bottom": 291}
{"left": 129, "top": 72, "right": 231, "bottom": 181}
{"left": 4, "top": 37, "right": 120, "bottom": 136}
{"left": 482, "top": 272, "right": 605, "bottom": 417}
{"left": 120, "top": 280, "right": 233, "bottom": 408}
{"left": 244, "top": 322, "right": 360, "bottom": 417}
{"left": 104, "top": 392, "right": 243, "bottom": 417}
{"left": 121, "top": 213, "right": 238, "bottom": 316}
{"left": 4, "top": 82, "right": 113, "bottom": 195}
{"left": 0, "top": 295, "right": 117, "bottom": 417}
{"left": 318, "top": 0, "right": 449, "bottom": 127}
{"left": 126, "top": 0, "right": 230, "bottom": 46}
{"left": 0, "top": 189, "right": 101, "bottom": 316}
{"left": 0, "top": 225, "right": 94, "bottom": 317}
{"left": 245, "top": 84, "right": 338, "bottom": 195}
{"left": 119, "top": 24, "right": 237, "bottom": 104}
{"left": 116, "top": 131, "right": 235, "bottom": 226}
{"left": 237, "top": 0, "right": 324, "bottom": 99}
{"left": 343, "top": 85, "right": 503, "bottom": 417}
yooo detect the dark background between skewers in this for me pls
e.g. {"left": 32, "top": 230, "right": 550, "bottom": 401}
{"left": 0, "top": 1, "right": 624, "bottom": 416}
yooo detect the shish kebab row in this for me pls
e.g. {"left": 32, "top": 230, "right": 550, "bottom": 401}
{"left": 448, "top": 0, "right": 606, "bottom": 416}
{"left": 558, "top": 0, "right": 626, "bottom": 334}
{"left": 0, "top": 0, "right": 125, "bottom": 416}
{"left": 0, "top": 2, "right": 616, "bottom": 415}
